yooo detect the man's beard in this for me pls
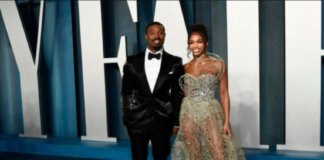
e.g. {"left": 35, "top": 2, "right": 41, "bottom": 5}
{"left": 153, "top": 45, "right": 162, "bottom": 51}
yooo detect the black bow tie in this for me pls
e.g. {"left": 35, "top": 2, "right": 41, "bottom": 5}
{"left": 148, "top": 52, "right": 161, "bottom": 60}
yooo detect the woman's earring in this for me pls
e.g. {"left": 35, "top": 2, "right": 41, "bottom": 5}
{"left": 187, "top": 48, "right": 193, "bottom": 60}
{"left": 187, "top": 48, "right": 192, "bottom": 56}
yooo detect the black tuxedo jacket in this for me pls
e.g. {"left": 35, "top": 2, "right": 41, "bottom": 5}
{"left": 121, "top": 51, "right": 184, "bottom": 134}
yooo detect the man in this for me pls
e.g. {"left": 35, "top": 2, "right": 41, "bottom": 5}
{"left": 121, "top": 22, "right": 184, "bottom": 160}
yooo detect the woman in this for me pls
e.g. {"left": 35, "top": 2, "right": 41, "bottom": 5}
{"left": 171, "top": 23, "right": 246, "bottom": 160}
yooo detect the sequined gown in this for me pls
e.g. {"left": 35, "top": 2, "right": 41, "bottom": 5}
{"left": 171, "top": 53, "right": 246, "bottom": 160}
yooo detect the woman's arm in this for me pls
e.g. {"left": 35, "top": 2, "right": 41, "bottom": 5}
{"left": 219, "top": 66, "right": 230, "bottom": 123}
{"left": 183, "top": 63, "right": 190, "bottom": 97}
{"left": 218, "top": 63, "right": 232, "bottom": 139}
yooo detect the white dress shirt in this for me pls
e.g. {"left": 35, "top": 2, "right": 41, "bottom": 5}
{"left": 145, "top": 48, "right": 178, "bottom": 128}
{"left": 145, "top": 48, "right": 163, "bottom": 93}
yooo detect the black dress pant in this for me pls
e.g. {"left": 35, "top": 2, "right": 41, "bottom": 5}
{"left": 127, "top": 123, "right": 173, "bottom": 160}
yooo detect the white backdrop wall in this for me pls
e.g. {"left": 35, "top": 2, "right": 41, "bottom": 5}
{"left": 226, "top": 1, "right": 267, "bottom": 149}
{"left": 278, "top": 1, "right": 323, "bottom": 151}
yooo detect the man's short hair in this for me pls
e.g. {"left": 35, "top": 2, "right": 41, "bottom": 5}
{"left": 145, "top": 22, "right": 165, "bottom": 33}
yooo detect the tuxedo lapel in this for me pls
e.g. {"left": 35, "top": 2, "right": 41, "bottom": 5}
{"left": 153, "top": 51, "right": 173, "bottom": 93}
{"left": 133, "top": 52, "right": 151, "bottom": 95}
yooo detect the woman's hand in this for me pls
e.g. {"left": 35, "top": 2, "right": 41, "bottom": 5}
{"left": 223, "top": 122, "right": 232, "bottom": 139}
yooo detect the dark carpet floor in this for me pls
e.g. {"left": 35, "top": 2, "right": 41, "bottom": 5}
{"left": 0, "top": 152, "right": 107, "bottom": 160}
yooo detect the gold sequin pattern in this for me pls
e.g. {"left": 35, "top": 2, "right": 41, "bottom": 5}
{"left": 172, "top": 53, "right": 246, "bottom": 160}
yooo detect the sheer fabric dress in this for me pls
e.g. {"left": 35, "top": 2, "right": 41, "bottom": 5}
{"left": 171, "top": 53, "right": 246, "bottom": 160}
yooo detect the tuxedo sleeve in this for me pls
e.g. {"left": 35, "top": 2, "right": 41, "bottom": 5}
{"left": 171, "top": 58, "right": 185, "bottom": 126}
{"left": 121, "top": 60, "right": 133, "bottom": 112}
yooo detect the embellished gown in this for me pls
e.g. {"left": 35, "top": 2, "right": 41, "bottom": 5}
{"left": 171, "top": 53, "right": 246, "bottom": 160}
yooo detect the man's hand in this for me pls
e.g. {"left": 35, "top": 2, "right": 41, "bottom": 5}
{"left": 172, "top": 127, "right": 179, "bottom": 136}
